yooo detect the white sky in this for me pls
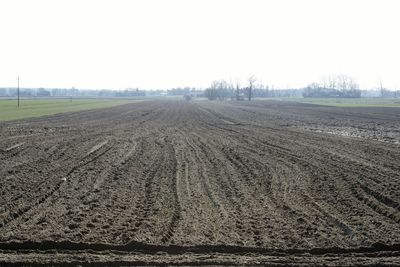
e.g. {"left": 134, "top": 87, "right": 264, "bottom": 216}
{"left": 0, "top": 0, "right": 399, "bottom": 90}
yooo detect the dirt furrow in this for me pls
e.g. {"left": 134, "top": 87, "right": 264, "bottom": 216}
{"left": 1, "top": 100, "right": 399, "bottom": 265}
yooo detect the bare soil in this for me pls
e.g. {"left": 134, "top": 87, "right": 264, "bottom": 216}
{"left": 0, "top": 100, "right": 399, "bottom": 266}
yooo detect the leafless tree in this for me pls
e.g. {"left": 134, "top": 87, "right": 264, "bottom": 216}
{"left": 304, "top": 74, "right": 361, "bottom": 98}
{"left": 205, "top": 80, "right": 232, "bottom": 100}
{"left": 235, "top": 80, "right": 241, "bottom": 100}
{"left": 247, "top": 75, "right": 256, "bottom": 101}
{"left": 379, "top": 79, "right": 385, "bottom": 98}
{"left": 336, "top": 74, "right": 359, "bottom": 91}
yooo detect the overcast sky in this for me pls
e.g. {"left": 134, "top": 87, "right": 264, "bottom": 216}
{"left": 1, "top": 0, "right": 399, "bottom": 90}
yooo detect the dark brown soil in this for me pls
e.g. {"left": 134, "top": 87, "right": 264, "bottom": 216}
{"left": 0, "top": 100, "right": 399, "bottom": 266}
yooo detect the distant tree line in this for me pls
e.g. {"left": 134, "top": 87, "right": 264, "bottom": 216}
{"left": 302, "top": 75, "right": 361, "bottom": 98}
{"left": 204, "top": 78, "right": 302, "bottom": 101}
{"left": 0, "top": 87, "right": 206, "bottom": 98}
{"left": 0, "top": 88, "right": 146, "bottom": 98}
{"left": 379, "top": 89, "right": 400, "bottom": 98}
{"left": 167, "top": 87, "right": 195, "bottom": 96}
{"left": 1, "top": 74, "right": 399, "bottom": 100}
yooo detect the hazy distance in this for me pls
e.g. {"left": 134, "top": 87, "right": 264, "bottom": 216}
{"left": 1, "top": 0, "right": 399, "bottom": 90}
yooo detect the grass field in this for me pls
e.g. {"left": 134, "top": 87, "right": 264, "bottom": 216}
{"left": 0, "top": 98, "right": 139, "bottom": 121}
{"left": 275, "top": 97, "right": 400, "bottom": 107}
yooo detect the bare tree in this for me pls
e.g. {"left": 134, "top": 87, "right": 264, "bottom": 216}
{"left": 303, "top": 74, "right": 360, "bottom": 98}
{"left": 328, "top": 75, "right": 337, "bottom": 89}
{"left": 379, "top": 79, "right": 385, "bottom": 98}
{"left": 247, "top": 75, "right": 256, "bottom": 101}
{"left": 336, "top": 74, "right": 359, "bottom": 91}
{"left": 235, "top": 79, "right": 241, "bottom": 100}
{"left": 205, "top": 80, "right": 233, "bottom": 100}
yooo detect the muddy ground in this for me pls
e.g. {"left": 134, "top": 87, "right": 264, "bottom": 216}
{"left": 0, "top": 100, "right": 399, "bottom": 266}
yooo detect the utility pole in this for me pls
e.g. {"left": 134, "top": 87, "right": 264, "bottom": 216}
{"left": 17, "top": 75, "right": 20, "bottom": 108}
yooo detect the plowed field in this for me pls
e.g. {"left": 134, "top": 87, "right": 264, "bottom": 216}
{"left": 1, "top": 100, "right": 399, "bottom": 266}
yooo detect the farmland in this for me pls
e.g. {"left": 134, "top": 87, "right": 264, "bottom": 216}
{"left": 0, "top": 98, "right": 140, "bottom": 121}
{"left": 0, "top": 100, "right": 399, "bottom": 265}
{"left": 275, "top": 97, "right": 400, "bottom": 108}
